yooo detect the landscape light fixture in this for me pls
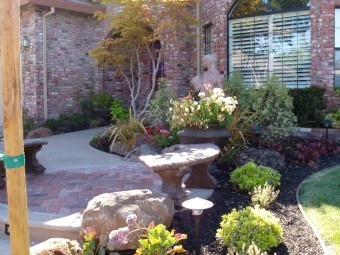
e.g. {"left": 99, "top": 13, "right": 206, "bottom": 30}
{"left": 251, "top": 124, "right": 262, "bottom": 149}
{"left": 322, "top": 119, "right": 332, "bottom": 140}
{"left": 182, "top": 197, "right": 214, "bottom": 255}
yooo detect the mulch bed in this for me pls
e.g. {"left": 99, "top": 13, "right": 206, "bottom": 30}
{"left": 170, "top": 153, "right": 340, "bottom": 255}
{"left": 94, "top": 135, "right": 340, "bottom": 255}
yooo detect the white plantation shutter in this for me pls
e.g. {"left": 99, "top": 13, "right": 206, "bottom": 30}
{"left": 229, "top": 10, "right": 311, "bottom": 88}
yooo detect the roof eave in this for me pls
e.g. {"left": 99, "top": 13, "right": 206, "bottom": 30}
{"left": 19, "top": 0, "right": 105, "bottom": 15}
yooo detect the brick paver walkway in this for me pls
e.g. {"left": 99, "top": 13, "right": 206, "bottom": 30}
{"left": 0, "top": 166, "right": 161, "bottom": 216}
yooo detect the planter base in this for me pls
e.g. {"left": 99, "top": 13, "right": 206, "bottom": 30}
{"left": 184, "top": 162, "right": 217, "bottom": 189}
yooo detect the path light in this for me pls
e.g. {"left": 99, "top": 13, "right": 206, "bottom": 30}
{"left": 251, "top": 124, "right": 262, "bottom": 149}
{"left": 182, "top": 197, "right": 214, "bottom": 255}
{"left": 322, "top": 119, "right": 332, "bottom": 140}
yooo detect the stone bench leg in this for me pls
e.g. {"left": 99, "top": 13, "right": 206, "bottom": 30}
{"left": 25, "top": 145, "right": 46, "bottom": 175}
{"left": 184, "top": 162, "right": 217, "bottom": 189}
{"left": 155, "top": 167, "right": 189, "bottom": 204}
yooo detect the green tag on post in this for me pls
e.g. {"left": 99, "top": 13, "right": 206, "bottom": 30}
{"left": 0, "top": 151, "right": 25, "bottom": 169}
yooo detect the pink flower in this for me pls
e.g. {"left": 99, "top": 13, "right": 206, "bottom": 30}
{"left": 160, "top": 129, "right": 170, "bottom": 136}
{"left": 126, "top": 214, "right": 138, "bottom": 226}
{"left": 107, "top": 227, "right": 130, "bottom": 251}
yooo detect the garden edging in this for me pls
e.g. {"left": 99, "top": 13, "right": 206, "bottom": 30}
{"left": 296, "top": 179, "right": 330, "bottom": 255}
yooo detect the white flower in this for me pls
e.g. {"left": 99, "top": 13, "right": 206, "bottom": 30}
{"left": 198, "top": 92, "right": 206, "bottom": 99}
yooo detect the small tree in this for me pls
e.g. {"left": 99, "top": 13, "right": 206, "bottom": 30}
{"left": 91, "top": 0, "right": 196, "bottom": 118}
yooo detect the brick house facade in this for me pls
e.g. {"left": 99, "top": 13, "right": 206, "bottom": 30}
{"left": 1, "top": 0, "right": 339, "bottom": 124}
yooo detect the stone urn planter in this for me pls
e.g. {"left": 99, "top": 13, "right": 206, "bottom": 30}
{"left": 178, "top": 124, "right": 231, "bottom": 150}
{"left": 178, "top": 125, "right": 230, "bottom": 189}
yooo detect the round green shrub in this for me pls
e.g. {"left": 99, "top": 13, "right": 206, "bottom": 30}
{"left": 230, "top": 162, "right": 281, "bottom": 191}
{"left": 216, "top": 206, "right": 283, "bottom": 253}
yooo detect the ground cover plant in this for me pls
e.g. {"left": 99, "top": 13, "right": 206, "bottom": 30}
{"left": 299, "top": 166, "right": 340, "bottom": 255}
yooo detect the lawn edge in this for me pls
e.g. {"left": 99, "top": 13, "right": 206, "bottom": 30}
{"left": 296, "top": 167, "right": 335, "bottom": 255}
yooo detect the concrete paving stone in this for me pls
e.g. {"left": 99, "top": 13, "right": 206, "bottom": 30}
{"left": 0, "top": 128, "right": 214, "bottom": 218}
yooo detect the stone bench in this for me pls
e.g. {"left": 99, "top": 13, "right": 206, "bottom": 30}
{"left": 0, "top": 138, "right": 48, "bottom": 189}
{"left": 139, "top": 143, "right": 220, "bottom": 204}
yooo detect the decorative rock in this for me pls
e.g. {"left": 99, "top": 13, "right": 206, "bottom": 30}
{"left": 26, "top": 127, "right": 53, "bottom": 139}
{"left": 30, "top": 238, "right": 81, "bottom": 255}
{"left": 123, "top": 144, "right": 157, "bottom": 162}
{"left": 80, "top": 189, "right": 174, "bottom": 251}
{"left": 236, "top": 148, "right": 286, "bottom": 171}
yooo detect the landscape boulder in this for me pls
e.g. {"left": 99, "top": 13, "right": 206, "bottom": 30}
{"left": 26, "top": 127, "right": 53, "bottom": 139}
{"left": 123, "top": 144, "right": 157, "bottom": 162}
{"left": 30, "top": 238, "right": 81, "bottom": 255}
{"left": 236, "top": 148, "right": 286, "bottom": 171}
{"left": 80, "top": 189, "right": 174, "bottom": 251}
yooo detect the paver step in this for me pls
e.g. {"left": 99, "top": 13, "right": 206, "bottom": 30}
{"left": 0, "top": 203, "right": 81, "bottom": 244}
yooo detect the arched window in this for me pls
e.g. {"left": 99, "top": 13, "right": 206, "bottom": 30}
{"left": 228, "top": 0, "right": 311, "bottom": 88}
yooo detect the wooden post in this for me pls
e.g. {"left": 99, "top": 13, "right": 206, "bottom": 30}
{"left": 0, "top": 0, "right": 30, "bottom": 254}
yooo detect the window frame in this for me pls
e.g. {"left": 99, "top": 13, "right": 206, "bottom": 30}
{"left": 227, "top": 6, "right": 311, "bottom": 88}
{"left": 204, "top": 23, "right": 213, "bottom": 55}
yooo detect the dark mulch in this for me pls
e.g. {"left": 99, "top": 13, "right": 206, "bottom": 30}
{"left": 94, "top": 135, "right": 340, "bottom": 255}
{"left": 170, "top": 153, "right": 340, "bottom": 255}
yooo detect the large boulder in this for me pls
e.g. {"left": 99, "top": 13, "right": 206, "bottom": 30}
{"left": 236, "top": 148, "right": 286, "bottom": 171}
{"left": 80, "top": 189, "right": 174, "bottom": 251}
{"left": 30, "top": 238, "right": 81, "bottom": 255}
{"left": 26, "top": 127, "right": 53, "bottom": 139}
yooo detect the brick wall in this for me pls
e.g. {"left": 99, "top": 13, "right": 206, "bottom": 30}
{"left": 18, "top": 0, "right": 340, "bottom": 122}
{"left": 310, "top": 0, "right": 340, "bottom": 109}
{"left": 20, "top": 5, "right": 106, "bottom": 121}
{"left": 21, "top": 4, "right": 44, "bottom": 120}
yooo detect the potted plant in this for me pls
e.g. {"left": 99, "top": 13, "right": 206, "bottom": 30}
{"left": 170, "top": 85, "right": 238, "bottom": 149}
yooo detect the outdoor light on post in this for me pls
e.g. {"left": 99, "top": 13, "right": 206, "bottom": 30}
{"left": 182, "top": 197, "right": 214, "bottom": 255}
{"left": 251, "top": 124, "right": 262, "bottom": 149}
{"left": 322, "top": 119, "right": 332, "bottom": 140}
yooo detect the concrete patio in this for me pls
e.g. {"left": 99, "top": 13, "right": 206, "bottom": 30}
{"left": 0, "top": 128, "right": 214, "bottom": 254}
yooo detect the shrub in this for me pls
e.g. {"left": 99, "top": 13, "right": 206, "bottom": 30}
{"left": 288, "top": 86, "right": 326, "bottom": 127}
{"left": 227, "top": 242, "right": 270, "bottom": 255}
{"left": 44, "top": 118, "right": 63, "bottom": 133}
{"left": 216, "top": 206, "right": 283, "bottom": 253}
{"left": 23, "top": 108, "right": 38, "bottom": 136}
{"left": 91, "top": 91, "right": 113, "bottom": 109}
{"left": 325, "top": 109, "right": 340, "bottom": 129}
{"left": 110, "top": 99, "right": 129, "bottom": 122}
{"left": 104, "top": 110, "right": 146, "bottom": 152}
{"left": 223, "top": 71, "right": 251, "bottom": 109}
{"left": 146, "top": 78, "right": 177, "bottom": 127}
{"left": 248, "top": 76, "right": 297, "bottom": 140}
{"left": 251, "top": 183, "right": 280, "bottom": 208}
{"left": 218, "top": 145, "right": 242, "bottom": 168}
{"left": 230, "top": 162, "right": 281, "bottom": 192}
{"left": 59, "top": 113, "right": 87, "bottom": 129}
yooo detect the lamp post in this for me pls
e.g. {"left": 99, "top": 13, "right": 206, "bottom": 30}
{"left": 322, "top": 119, "right": 332, "bottom": 140}
{"left": 251, "top": 124, "right": 262, "bottom": 149}
{"left": 182, "top": 197, "right": 214, "bottom": 255}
